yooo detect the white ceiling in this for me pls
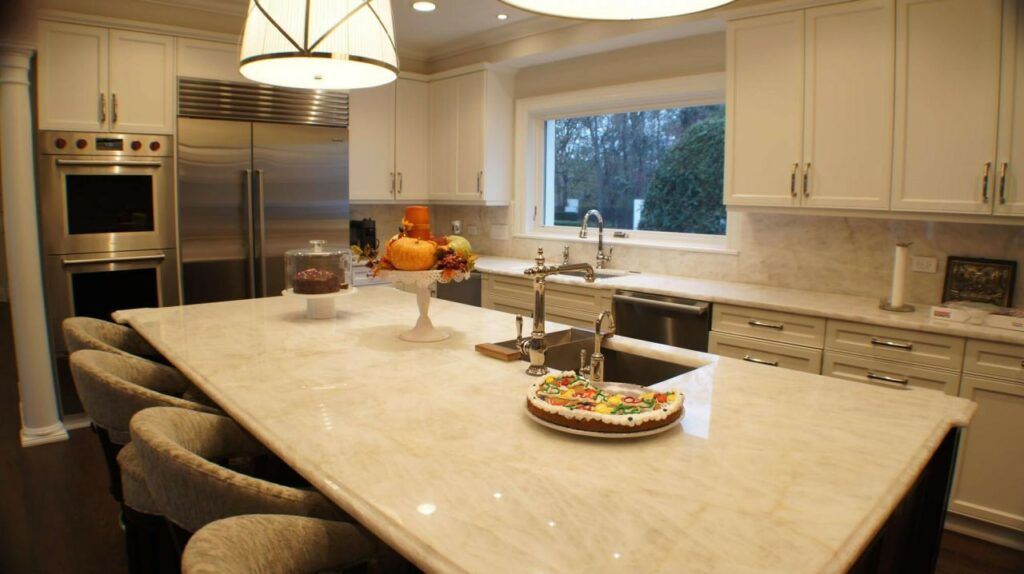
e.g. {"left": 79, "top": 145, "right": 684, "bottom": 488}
{"left": 392, "top": 0, "right": 544, "bottom": 57}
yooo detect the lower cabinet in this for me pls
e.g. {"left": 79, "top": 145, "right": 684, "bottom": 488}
{"left": 709, "top": 331, "right": 822, "bottom": 373}
{"left": 949, "top": 374, "right": 1024, "bottom": 534}
{"left": 821, "top": 350, "right": 960, "bottom": 395}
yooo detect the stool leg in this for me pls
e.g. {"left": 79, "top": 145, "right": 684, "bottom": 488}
{"left": 123, "top": 507, "right": 179, "bottom": 574}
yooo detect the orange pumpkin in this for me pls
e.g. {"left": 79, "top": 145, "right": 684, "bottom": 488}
{"left": 386, "top": 235, "right": 438, "bottom": 270}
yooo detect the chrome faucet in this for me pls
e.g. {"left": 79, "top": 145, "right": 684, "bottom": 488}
{"left": 517, "top": 248, "right": 595, "bottom": 376}
{"left": 579, "top": 209, "right": 612, "bottom": 269}
{"left": 586, "top": 311, "right": 616, "bottom": 383}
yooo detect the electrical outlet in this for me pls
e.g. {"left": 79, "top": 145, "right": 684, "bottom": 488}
{"left": 466, "top": 224, "right": 480, "bottom": 236}
{"left": 911, "top": 256, "right": 938, "bottom": 274}
{"left": 450, "top": 220, "right": 462, "bottom": 234}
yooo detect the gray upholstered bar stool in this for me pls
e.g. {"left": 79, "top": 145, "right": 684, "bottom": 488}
{"left": 130, "top": 407, "right": 353, "bottom": 551}
{"left": 182, "top": 515, "right": 376, "bottom": 574}
{"left": 63, "top": 316, "right": 166, "bottom": 362}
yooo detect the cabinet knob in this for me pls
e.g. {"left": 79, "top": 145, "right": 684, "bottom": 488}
{"left": 54, "top": 137, "right": 67, "bottom": 150}
{"left": 131, "top": 140, "right": 142, "bottom": 151}
{"left": 76, "top": 138, "right": 88, "bottom": 150}
{"left": 149, "top": 141, "right": 161, "bottom": 152}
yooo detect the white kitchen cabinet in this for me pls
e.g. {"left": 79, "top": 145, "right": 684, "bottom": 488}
{"left": 176, "top": 37, "right": 249, "bottom": 83}
{"left": 949, "top": 374, "right": 1024, "bottom": 533}
{"left": 429, "top": 69, "right": 513, "bottom": 205}
{"left": 395, "top": 79, "right": 430, "bottom": 201}
{"left": 38, "top": 21, "right": 175, "bottom": 134}
{"left": 349, "top": 82, "right": 397, "bottom": 202}
{"left": 724, "top": 11, "right": 804, "bottom": 207}
{"left": 726, "top": 1, "right": 894, "bottom": 209}
{"left": 37, "top": 21, "right": 108, "bottom": 132}
{"left": 996, "top": 0, "right": 1024, "bottom": 216}
{"left": 802, "top": 0, "right": 894, "bottom": 209}
{"left": 108, "top": 30, "right": 175, "bottom": 134}
{"left": 891, "top": 0, "right": 1003, "bottom": 214}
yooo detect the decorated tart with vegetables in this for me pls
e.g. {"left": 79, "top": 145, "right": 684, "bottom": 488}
{"left": 526, "top": 371, "right": 683, "bottom": 434}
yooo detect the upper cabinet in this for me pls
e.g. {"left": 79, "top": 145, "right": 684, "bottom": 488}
{"left": 892, "top": 0, "right": 1003, "bottom": 214}
{"left": 996, "top": 0, "right": 1024, "bottom": 216}
{"left": 176, "top": 37, "right": 249, "bottom": 84}
{"left": 429, "top": 69, "right": 514, "bottom": 205}
{"left": 725, "top": 0, "right": 894, "bottom": 210}
{"left": 38, "top": 21, "right": 175, "bottom": 134}
{"left": 395, "top": 79, "right": 431, "bottom": 202}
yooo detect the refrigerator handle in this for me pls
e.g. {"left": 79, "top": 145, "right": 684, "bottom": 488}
{"left": 255, "top": 169, "right": 268, "bottom": 297}
{"left": 244, "top": 169, "right": 257, "bottom": 299}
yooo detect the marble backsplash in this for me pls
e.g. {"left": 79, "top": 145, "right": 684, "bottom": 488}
{"left": 353, "top": 204, "right": 1024, "bottom": 307}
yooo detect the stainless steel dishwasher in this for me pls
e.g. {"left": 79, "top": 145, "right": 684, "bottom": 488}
{"left": 612, "top": 290, "right": 711, "bottom": 352}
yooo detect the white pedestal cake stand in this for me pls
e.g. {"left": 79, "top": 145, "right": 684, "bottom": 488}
{"left": 282, "top": 287, "right": 357, "bottom": 320}
{"left": 378, "top": 269, "right": 471, "bottom": 342}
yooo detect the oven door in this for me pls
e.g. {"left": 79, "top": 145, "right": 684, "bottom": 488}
{"left": 39, "top": 155, "right": 176, "bottom": 254}
{"left": 45, "top": 249, "right": 180, "bottom": 356}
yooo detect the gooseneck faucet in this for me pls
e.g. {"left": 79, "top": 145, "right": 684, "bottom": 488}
{"left": 579, "top": 209, "right": 612, "bottom": 269}
{"left": 517, "top": 248, "right": 595, "bottom": 376}
{"left": 588, "top": 311, "right": 616, "bottom": 383}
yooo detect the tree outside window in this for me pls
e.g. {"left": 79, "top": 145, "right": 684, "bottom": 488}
{"left": 544, "top": 104, "right": 726, "bottom": 235}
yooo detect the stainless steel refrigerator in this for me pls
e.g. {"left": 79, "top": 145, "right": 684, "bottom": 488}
{"left": 178, "top": 117, "right": 349, "bottom": 304}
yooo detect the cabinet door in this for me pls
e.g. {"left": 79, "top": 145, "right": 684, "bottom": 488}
{"left": 429, "top": 77, "right": 458, "bottom": 199}
{"left": 892, "top": 0, "right": 1003, "bottom": 213}
{"left": 802, "top": 0, "right": 894, "bottom": 209}
{"left": 725, "top": 12, "right": 804, "bottom": 207}
{"left": 395, "top": 79, "right": 430, "bottom": 201}
{"left": 456, "top": 72, "right": 486, "bottom": 199}
{"left": 109, "top": 30, "right": 175, "bottom": 134}
{"left": 349, "top": 83, "right": 396, "bottom": 202}
{"left": 37, "top": 21, "right": 108, "bottom": 132}
{"left": 177, "top": 37, "right": 249, "bottom": 83}
{"left": 996, "top": 0, "right": 1024, "bottom": 216}
{"left": 950, "top": 375, "right": 1024, "bottom": 531}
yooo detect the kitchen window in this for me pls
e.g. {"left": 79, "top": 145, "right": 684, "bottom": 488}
{"left": 516, "top": 73, "right": 735, "bottom": 253}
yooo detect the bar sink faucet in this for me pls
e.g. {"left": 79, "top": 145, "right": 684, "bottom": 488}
{"left": 579, "top": 209, "right": 612, "bottom": 269}
{"left": 517, "top": 248, "right": 595, "bottom": 376}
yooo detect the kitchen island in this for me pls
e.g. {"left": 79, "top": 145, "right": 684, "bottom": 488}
{"left": 117, "top": 285, "right": 974, "bottom": 573}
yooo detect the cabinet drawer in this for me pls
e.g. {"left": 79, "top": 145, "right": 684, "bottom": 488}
{"left": 709, "top": 332, "right": 822, "bottom": 374}
{"left": 822, "top": 351, "right": 959, "bottom": 395}
{"left": 825, "top": 320, "right": 965, "bottom": 370}
{"left": 712, "top": 304, "right": 826, "bottom": 347}
{"left": 488, "top": 274, "right": 532, "bottom": 305}
{"left": 963, "top": 339, "right": 1024, "bottom": 382}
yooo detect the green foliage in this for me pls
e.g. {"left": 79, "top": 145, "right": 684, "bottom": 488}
{"left": 639, "top": 116, "right": 726, "bottom": 235}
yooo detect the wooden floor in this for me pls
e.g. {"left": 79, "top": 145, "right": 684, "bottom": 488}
{"left": 0, "top": 303, "right": 1021, "bottom": 573}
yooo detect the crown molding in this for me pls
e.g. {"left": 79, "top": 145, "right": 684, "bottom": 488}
{"left": 140, "top": 0, "right": 246, "bottom": 16}
{"left": 38, "top": 9, "right": 242, "bottom": 42}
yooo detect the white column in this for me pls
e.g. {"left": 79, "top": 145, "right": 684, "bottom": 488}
{"left": 0, "top": 43, "right": 67, "bottom": 447}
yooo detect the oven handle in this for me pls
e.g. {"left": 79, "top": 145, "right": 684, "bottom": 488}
{"left": 255, "top": 169, "right": 267, "bottom": 297}
{"left": 613, "top": 293, "right": 709, "bottom": 316}
{"left": 245, "top": 169, "right": 257, "bottom": 299}
{"left": 62, "top": 254, "right": 166, "bottom": 266}
{"left": 56, "top": 159, "right": 164, "bottom": 168}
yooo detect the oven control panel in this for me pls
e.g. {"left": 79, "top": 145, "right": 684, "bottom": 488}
{"left": 39, "top": 131, "right": 173, "bottom": 157}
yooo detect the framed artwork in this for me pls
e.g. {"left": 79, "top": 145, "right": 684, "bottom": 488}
{"left": 942, "top": 257, "right": 1017, "bottom": 307}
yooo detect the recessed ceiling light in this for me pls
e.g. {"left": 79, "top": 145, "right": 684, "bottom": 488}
{"left": 412, "top": 1, "right": 437, "bottom": 12}
{"left": 497, "top": 13, "right": 509, "bottom": 20}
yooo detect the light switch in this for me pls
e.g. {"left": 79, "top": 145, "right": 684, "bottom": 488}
{"left": 911, "top": 256, "right": 938, "bottom": 274}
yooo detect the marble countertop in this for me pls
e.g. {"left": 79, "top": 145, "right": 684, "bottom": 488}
{"left": 476, "top": 256, "right": 1024, "bottom": 345}
{"left": 119, "top": 287, "right": 974, "bottom": 573}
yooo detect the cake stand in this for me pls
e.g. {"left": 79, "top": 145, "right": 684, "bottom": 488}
{"left": 282, "top": 287, "right": 357, "bottom": 320}
{"left": 377, "top": 269, "right": 471, "bottom": 342}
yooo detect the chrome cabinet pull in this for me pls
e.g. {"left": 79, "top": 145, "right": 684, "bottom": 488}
{"left": 870, "top": 337, "right": 913, "bottom": 350}
{"left": 790, "top": 162, "right": 799, "bottom": 197}
{"left": 802, "top": 162, "right": 811, "bottom": 197}
{"left": 63, "top": 254, "right": 165, "bottom": 266}
{"left": 982, "top": 161, "right": 992, "bottom": 202}
{"left": 397, "top": 172, "right": 403, "bottom": 195}
{"left": 867, "top": 372, "right": 910, "bottom": 386}
{"left": 390, "top": 172, "right": 395, "bottom": 197}
{"left": 743, "top": 355, "right": 779, "bottom": 367}
{"left": 612, "top": 294, "right": 708, "bottom": 315}
{"left": 477, "top": 171, "right": 483, "bottom": 194}
{"left": 748, "top": 319, "right": 784, "bottom": 330}
{"left": 99, "top": 93, "right": 107, "bottom": 124}
{"left": 112, "top": 93, "right": 118, "bottom": 126}
{"left": 999, "top": 162, "right": 1008, "bottom": 205}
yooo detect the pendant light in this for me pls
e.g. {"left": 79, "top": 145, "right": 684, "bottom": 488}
{"left": 240, "top": 0, "right": 399, "bottom": 90}
{"left": 498, "top": 0, "right": 734, "bottom": 20}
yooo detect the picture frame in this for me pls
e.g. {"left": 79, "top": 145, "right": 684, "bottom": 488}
{"left": 942, "top": 256, "right": 1017, "bottom": 307}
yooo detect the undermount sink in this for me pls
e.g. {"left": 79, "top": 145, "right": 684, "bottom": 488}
{"left": 543, "top": 340, "right": 694, "bottom": 387}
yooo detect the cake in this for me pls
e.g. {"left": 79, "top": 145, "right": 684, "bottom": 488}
{"left": 526, "top": 371, "right": 683, "bottom": 434}
{"left": 293, "top": 268, "right": 341, "bottom": 294}
{"left": 402, "top": 205, "right": 432, "bottom": 240}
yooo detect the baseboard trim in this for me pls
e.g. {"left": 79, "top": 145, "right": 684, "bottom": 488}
{"left": 946, "top": 512, "right": 1024, "bottom": 551}
{"left": 0, "top": 287, "right": 7, "bottom": 302}
{"left": 62, "top": 412, "right": 92, "bottom": 431}
{"left": 20, "top": 421, "right": 69, "bottom": 447}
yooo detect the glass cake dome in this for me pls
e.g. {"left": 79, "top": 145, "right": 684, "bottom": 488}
{"left": 285, "top": 240, "right": 353, "bottom": 295}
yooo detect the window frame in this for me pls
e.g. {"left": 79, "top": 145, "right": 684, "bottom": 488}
{"left": 513, "top": 72, "right": 737, "bottom": 254}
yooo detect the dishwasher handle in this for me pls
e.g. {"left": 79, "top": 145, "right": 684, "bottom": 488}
{"left": 612, "top": 293, "right": 709, "bottom": 316}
